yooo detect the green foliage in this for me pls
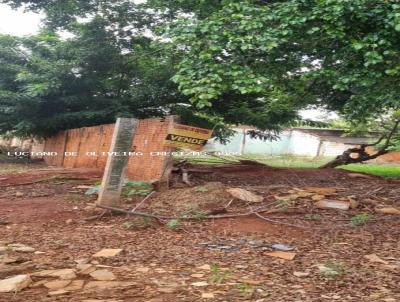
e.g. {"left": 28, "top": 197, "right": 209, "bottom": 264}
{"left": 238, "top": 283, "right": 253, "bottom": 294}
{"left": 167, "top": 219, "right": 181, "bottom": 230}
{"left": 163, "top": 0, "right": 400, "bottom": 126}
{"left": 350, "top": 213, "right": 373, "bottom": 227}
{"left": 340, "top": 164, "right": 400, "bottom": 179}
{"left": 2, "top": 0, "right": 400, "bottom": 140}
{"left": 126, "top": 189, "right": 152, "bottom": 196}
{"left": 209, "top": 264, "right": 230, "bottom": 284}
{"left": 85, "top": 185, "right": 101, "bottom": 195}
{"left": 275, "top": 199, "right": 291, "bottom": 212}
{"left": 194, "top": 186, "right": 209, "bottom": 192}
{"left": 182, "top": 202, "right": 208, "bottom": 220}
{"left": 304, "top": 214, "right": 321, "bottom": 221}
{"left": 192, "top": 211, "right": 208, "bottom": 221}
{"left": 318, "top": 262, "right": 346, "bottom": 280}
{"left": 123, "top": 217, "right": 152, "bottom": 230}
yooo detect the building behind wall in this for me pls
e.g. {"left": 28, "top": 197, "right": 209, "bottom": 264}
{"left": 205, "top": 127, "right": 378, "bottom": 157}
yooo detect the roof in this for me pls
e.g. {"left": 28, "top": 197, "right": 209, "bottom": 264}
{"left": 290, "top": 127, "right": 379, "bottom": 145}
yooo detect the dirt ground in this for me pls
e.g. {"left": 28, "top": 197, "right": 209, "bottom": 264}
{"left": 0, "top": 162, "right": 399, "bottom": 302}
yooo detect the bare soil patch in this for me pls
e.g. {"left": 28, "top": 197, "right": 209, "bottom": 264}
{"left": 0, "top": 163, "right": 399, "bottom": 301}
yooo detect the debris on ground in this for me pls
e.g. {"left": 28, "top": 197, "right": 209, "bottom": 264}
{"left": 92, "top": 249, "right": 123, "bottom": 258}
{"left": 375, "top": 207, "right": 400, "bottom": 215}
{"left": 0, "top": 163, "right": 399, "bottom": 301}
{"left": 226, "top": 187, "right": 264, "bottom": 203}
{"left": 198, "top": 239, "right": 295, "bottom": 252}
{"left": 264, "top": 251, "right": 297, "bottom": 260}
{"left": 0, "top": 275, "right": 32, "bottom": 293}
{"left": 315, "top": 200, "right": 350, "bottom": 210}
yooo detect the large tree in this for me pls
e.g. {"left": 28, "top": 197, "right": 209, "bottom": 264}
{"left": 1, "top": 0, "right": 400, "bottom": 146}
{"left": 152, "top": 0, "right": 400, "bottom": 120}
{"left": 0, "top": 0, "right": 192, "bottom": 137}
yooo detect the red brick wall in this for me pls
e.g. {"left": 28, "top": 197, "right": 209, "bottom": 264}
{"left": 43, "top": 117, "right": 176, "bottom": 180}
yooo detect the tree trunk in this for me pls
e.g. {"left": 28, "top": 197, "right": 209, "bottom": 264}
{"left": 320, "top": 146, "right": 388, "bottom": 169}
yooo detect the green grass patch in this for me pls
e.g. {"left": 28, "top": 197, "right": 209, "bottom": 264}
{"left": 173, "top": 154, "right": 400, "bottom": 179}
{"left": 339, "top": 164, "right": 400, "bottom": 179}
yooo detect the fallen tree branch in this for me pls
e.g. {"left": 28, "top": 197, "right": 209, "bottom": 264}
{"left": 254, "top": 212, "right": 311, "bottom": 229}
{"left": 320, "top": 119, "right": 400, "bottom": 169}
{"left": 131, "top": 191, "right": 155, "bottom": 213}
{"left": 95, "top": 204, "right": 269, "bottom": 220}
{"left": 95, "top": 204, "right": 354, "bottom": 230}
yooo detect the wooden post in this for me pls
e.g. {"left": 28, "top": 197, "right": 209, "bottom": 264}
{"left": 97, "top": 118, "right": 139, "bottom": 206}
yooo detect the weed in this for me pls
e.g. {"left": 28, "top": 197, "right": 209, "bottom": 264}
{"left": 183, "top": 203, "right": 208, "bottom": 220}
{"left": 238, "top": 283, "right": 253, "bottom": 293}
{"left": 305, "top": 214, "right": 321, "bottom": 221}
{"left": 123, "top": 217, "right": 152, "bottom": 230}
{"left": 126, "top": 188, "right": 152, "bottom": 196}
{"left": 167, "top": 219, "right": 181, "bottom": 230}
{"left": 318, "top": 261, "right": 346, "bottom": 280}
{"left": 209, "top": 264, "right": 230, "bottom": 284}
{"left": 185, "top": 202, "right": 199, "bottom": 212}
{"left": 85, "top": 185, "right": 101, "bottom": 195}
{"left": 65, "top": 194, "right": 82, "bottom": 202}
{"left": 275, "top": 199, "right": 291, "bottom": 212}
{"left": 193, "top": 211, "right": 208, "bottom": 220}
{"left": 195, "top": 186, "right": 209, "bottom": 192}
{"left": 350, "top": 213, "right": 373, "bottom": 226}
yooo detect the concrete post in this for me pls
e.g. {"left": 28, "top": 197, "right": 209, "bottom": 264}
{"left": 97, "top": 118, "right": 139, "bottom": 206}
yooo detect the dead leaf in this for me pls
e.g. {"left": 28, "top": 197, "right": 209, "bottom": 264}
{"left": 63, "top": 280, "right": 84, "bottom": 291}
{"left": 32, "top": 269, "right": 76, "bottom": 280}
{"left": 315, "top": 200, "right": 350, "bottom": 210}
{"left": 48, "top": 289, "right": 69, "bottom": 296}
{"left": 304, "top": 187, "right": 337, "bottom": 194}
{"left": 296, "top": 191, "right": 314, "bottom": 197}
{"left": 0, "top": 275, "right": 32, "bottom": 293}
{"left": 136, "top": 267, "right": 150, "bottom": 273}
{"left": 89, "top": 269, "right": 116, "bottom": 281}
{"left": 84, "top": 281, "right": 136, "bottom": 290}
{"left": 226, "top": 188, "right": 263, "bottom": 203}
{"left": 92, "top": 249, "right": 123, "bottom": 258}
{"left": 44, "top": 280, "right": 71, "bottom": 290}
{"left": 264, "top": 251, "right": 296, "bottom": 260}
{"left": 293, "top": 271, "right": 310, "bottom": 277}
{"left": 191, "top": 281, "right": 208, "bottom": 287}
{"left": 348, "top": 198, "right": 359, "bottom": 209}
{"left": 201, "top": 293, "right": 215, "bottom": 299}
{"left": 197, "top": 264, "right": 211, "bottom": 271}
{"left": 364, "top": 254, "right": 389, "bottom": 265}
{"left": 348, "top": 173, "right": 373, "bottom": 179}
{"left": 311, "top": 194, "right": 325, "bottom": 201}
{"left": 375, "top": 207, "right": 400, "bottom": 215}
{"left": 77, "top": 264, "right": 96, "bottom": 275}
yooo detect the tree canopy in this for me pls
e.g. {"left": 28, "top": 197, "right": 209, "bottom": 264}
{"left": 0, "top": 0, "right": 399, "bottom": 140}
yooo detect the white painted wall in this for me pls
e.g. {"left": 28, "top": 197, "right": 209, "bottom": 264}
{"left": 288, "top": 130, "right": 321, "bottom": 156}
{"left": 205, "top": 129, "right": 354, "bottom": 157}
{"left": 319, "top": 141, "right": 358, "bottom": 157}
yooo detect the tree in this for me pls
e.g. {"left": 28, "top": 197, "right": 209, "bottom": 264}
{"left": 0, "top": 0, "right": 197, "bottom": 137}
{"left": 1, "top": 0, "right": 400, "bottom": 150}
{"left": 320, "top": 112, "right": 400, "bottom": 168}
{"left": 152, "top": 0, "right": 400, "bottom": 130}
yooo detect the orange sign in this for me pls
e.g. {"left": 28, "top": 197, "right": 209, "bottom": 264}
{"left": 164, "top": 124, "right": 213, "bottom": 151}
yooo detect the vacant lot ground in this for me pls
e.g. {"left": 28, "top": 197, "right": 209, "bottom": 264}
{"left": 0, "top": 161, "right": 399, "bottom": 302}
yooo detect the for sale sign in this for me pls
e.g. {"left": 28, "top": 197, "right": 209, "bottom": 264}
{"left": 164, "top": 124, "right": 213, "bottom": 151}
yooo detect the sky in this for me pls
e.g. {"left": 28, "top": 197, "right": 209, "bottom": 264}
{"left": 0, "top": 4, "right": 42, "bottom": 36}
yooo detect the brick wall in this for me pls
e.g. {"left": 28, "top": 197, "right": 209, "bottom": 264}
{"left": 43, "top": 116, "right": 176, "bottom": 181}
